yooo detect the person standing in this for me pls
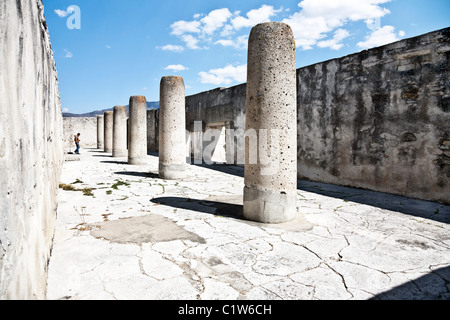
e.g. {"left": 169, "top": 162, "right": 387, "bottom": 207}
{"left": 74, "top": 133, "right": 81, "bottom": 154}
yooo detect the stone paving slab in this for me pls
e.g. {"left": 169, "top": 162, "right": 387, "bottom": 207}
{"left": 46, "top": 148, "right": 450, "bottom": 300}
{"left": 64, "top": 152, "right": 81, "bottom": 162}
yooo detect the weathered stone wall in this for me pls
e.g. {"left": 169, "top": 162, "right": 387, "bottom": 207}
{"left": 185, "top": 85, "right": 246, "bottom": 163}
{"left": 297, "top": 27, "right": 449, "bottom": 204}
{"left": 185, "top": 85, "right": 246, "bottom": 132}
{"left": 63, "top": 117, "right": 97, "bottom": 151}
{"left": 0, "top": 0, "right": 63, "bottom": 299}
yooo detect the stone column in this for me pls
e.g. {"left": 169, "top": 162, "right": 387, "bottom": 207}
{"left": 97, "top": 115, "right": 104, "bottom": 150}
{"left": 104, "top": 111, "right": 113, "bottom": 153}
{"left": 159, "top": 76, "right": 186, "bottom": 179}
{"left": 112, "top": 105, "right": 128, "bottom": 157}
{"left": 243, "top": 22, "right": 297, "bottom": 223}
{"left": 128, "top": 96, "right": 148, "bottom": 165}
{"left": 127, "top": 118, "right": 130, "bottom": 150}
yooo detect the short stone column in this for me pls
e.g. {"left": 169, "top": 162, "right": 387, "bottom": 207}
{"left": 128, "top": 96, "right": 148, "bottom": 165}
{"left": 112, "top": 105, "right": 128, "bottom": 157}
{"left": 103, "top": 111, "right": 113, "bottom": 153}
{"left": 243, "top": 22, "right": 297, "bottom": 223}
{"left": 97, "top": 115, "right": 104, "bottom": 150}
{"left": 159, "top": 76, "right": 186, "bottom": 179}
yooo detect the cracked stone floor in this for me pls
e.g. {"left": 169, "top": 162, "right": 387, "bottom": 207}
{"left": 46, "top": 148, "right": 450, "bottom": 300}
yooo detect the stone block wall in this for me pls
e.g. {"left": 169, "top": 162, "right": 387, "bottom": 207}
{"left": 185, "top": 85, "right": 246, "bottom": 132}
{"left": 63, "top": 117, "right": 97, "bottom": 151}
{"left": 184, "top": 85, "right": 246, "bottom": 163}
{"left": 0, "top": 0, "right": 63, "bottom": 299}
{"left": 297, "top": 27, "right": 449, "bottom": 204}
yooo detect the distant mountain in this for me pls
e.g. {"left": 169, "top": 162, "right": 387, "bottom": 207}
{"left": 63, "top": 101, "right": 159, "bottom": 117}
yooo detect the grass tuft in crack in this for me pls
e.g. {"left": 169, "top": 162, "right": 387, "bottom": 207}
{"left": 59, "top": 183, "right": 96, "bottom": 197}
{"left": 111, "top": 180, "right": 130, "bottom": 190}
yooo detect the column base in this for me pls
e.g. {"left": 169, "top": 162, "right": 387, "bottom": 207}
{"left": 128, "top": 157, "right": 148, "bottom": 165}
{"left": 112, "top": 150, "right": 128, "bottom": 157}
{"left": 243, "top": 186, "right": 297, "bottom": 223}
{"left": 159, "top": 162, "right": 186, "bottom": 180}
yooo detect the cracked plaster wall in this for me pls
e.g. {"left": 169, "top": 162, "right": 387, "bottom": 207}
{"left": 297, "top": 27, "right": 449, "bottom": 204}
{"left": 0, "top": 0, "right": 63, "bottom": 299}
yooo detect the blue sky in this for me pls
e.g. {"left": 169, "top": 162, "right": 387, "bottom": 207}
{"left": 43, "top": 0, "right": 450, "bottom": 114}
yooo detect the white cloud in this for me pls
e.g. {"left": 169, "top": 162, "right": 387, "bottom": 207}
{"left": 167, "top": 2, "right": 399, "bottom": 53}
{"left": 201, "top": 8, "right": 232, "bottom": 35}
{"left": 317, "top": 28, "right": 350, "bottom": 50}
{"left": 199, "top": 72, "right": 229, "bottom": 85}
{"left": 357, "top": 25, "right": 400, "bottom": 49}
{"left": 164, "top": 64, "right": 189, "bottom": 71}
{"left": 169, "top": 5, "right": 282, "bottom": 51}
{"left": 62, "top": 108, "right": 69, "bottom": 112}
{"left": 170, "top": 20, "right": 201, "bottom": 36}
{"left": 214, "top": 35, "right": 248, "bottom": 50}
{"left": 106, "top": 45, "right": 111, "bottom": 49}
{"left": 366, "top": 17, "right": 381, "bottom": 31}
{"left": 55, "top": 9, "right": 69, "bottom": 17}
{"left": 181, "top": 34, "right": 200, "bottom": 49}
{"left": 298, "top": 0, "right": 390, "bottom": 22}
{"left": 171, "top": 8, "right": 233, "bottom": 37}
{"left": 199, "top": 64, "right": 246, "bottom": 85}
{"left": 160, "top": 44, "right": 184, "bottom": 53}
{"left": 64, "top": 49, "right": 73, "bottom": 58}
{"left": 214, "top": 39, "right": 235, "bottom": 47}
{"left": 231, "top": 5, "right": 280, "bottom": 30}
{"left": 220, "top": 24, "right": 235, "bottom": 37}
{"left": 283, "top": 0, "right": 392, "bottom": 50}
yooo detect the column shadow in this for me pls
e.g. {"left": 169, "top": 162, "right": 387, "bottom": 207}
{"left": 101, "top": 160, "right": 128, "bottom": 165}
{"left": 191, "top": 162, "right": 244, "bottom": 177}
{"left": 369, "top": 266, "right": 450, "bottom": 300}
{"left": 92, "top": 154, "right": 112, "bottom": 158}
{"left": 114, "top": 171, "right": 159, "bottom": 179}
{"left": 150, "top": 196, "right": 244, "bottom": 220}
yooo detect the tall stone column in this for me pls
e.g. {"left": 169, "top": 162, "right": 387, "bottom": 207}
{"left": 97, "top": 115, "right": 104, "bottom": 150}
{"left": 243, "top": 22, "right": 297, "bottom": 223}
{"left": 104, "top": 111, "right": 113, "bottom": 153}
{"left": 128, "top": 96, "right": 148, "bottom": 165}
{"left": 159, "top": 76, "right": 186, "bottom": 179}
{"left": 112, "top": 105, "right": 128, "bottom": 157}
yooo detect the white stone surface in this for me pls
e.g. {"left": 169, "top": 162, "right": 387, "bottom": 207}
{"left": 47, "top": 150, "right": 450, "bottom": 300}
